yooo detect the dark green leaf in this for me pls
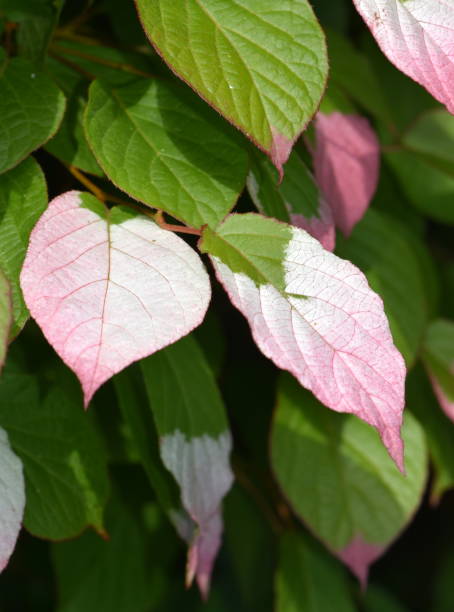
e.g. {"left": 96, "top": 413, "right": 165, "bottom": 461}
{"left": 0, "top": 58, "right": 65, "bottom": 173}
{"left": 0, "top": 156, "right": 47, "bottom": 336}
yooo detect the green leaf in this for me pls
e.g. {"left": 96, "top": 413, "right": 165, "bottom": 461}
{"left": 0, "top": 157, "right": 47, "bottom": 336}
{"left": 141, "top": 334, "right": 233, "bottom": 594}
{"left": 113, "top": 366, "right": 183, "bottom": 516}
{"left": 0, "top": 268, "right": 11, "bottom": 370}
{"left": 1, "top": 0, "right": 65, "bottom": 64}
{"left": 422, "top": 319, "right": 454, "bottom": 413}
{"left": 0, "top": 58, "right": 65, "bottom": 174}
{"left": 406, "top": 366, "right": 454, "bottom": 504}
{"left": 276, "top": 530, "right": 355, "bottom": 612}
{"left": 52, "top": 498, "right": 159, "bottom": 612}
{"left": 224, "top": 485, "right": 275, "bottom": 611}
{"left": 0, "top": 363, "right": 109, "bottom": 540}
{"left": 85, "top": 78, "right": 247, "bottom": 228}
{"left": 136, "top": 0, "right": 328, "bottom": 173}
{"left": 336, "top": 209, "right": 428, "bottom": 366}
{"left": 44, "top": 57, "right": 101, "bottom": 175}
{"left": 247, "top": 148, "right": 334, "bottom": 250}
{"left": 325, "top": 29, "right": 389, "bottom": 123}
{"left": 271, "top": 374, "right": 427, "bottom": 583}
{"left": 386, "top": 110, "right": 454, "bottom": 225}
{"left": 362, "top": 585, "right": 408, "bottom": 612}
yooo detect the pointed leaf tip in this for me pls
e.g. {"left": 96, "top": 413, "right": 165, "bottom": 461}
{"left": 136, "top": 0, "right": 328, "bottom": 165}
{"left": 202, "top": 214, "right": 406, "bottom": 467}
{"left": 337, "top": 537, "right": 384, "bottom": 588}
{"left": 352, "top": 0, "right": 454, "bottom": 114}
{"left": 20, "top": 191, "right": 211, "bottom": 404}
{"left": 314, "top": 112, "right": 380, "bottom": 236}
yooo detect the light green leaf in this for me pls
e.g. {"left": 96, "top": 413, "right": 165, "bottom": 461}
{"left": 85, "top": 78, "right": 247, "bottom": 228}
{"left": 0, "top": 269, "right": 11, "bottom": 370}
{"left": 141, "top": 334, "right": 233, "bottom": 595}
{"left": 0, "top": 363, "right": 109, "bottom": 540}
{"left": 336, "top": 209, "right": 428, "bottom": 366}
{"left": 52, "top": 498, "right": 159, "bottom": 612}
{"left": 276, "top": 530, "right": 355, "bottom": 612}
{"left": 386, "top": 109, "right": 454, "bottom": 224}
{"left": 271, "top": 374, "right": 427, "bottom": 583}
{"left": 0, "top": 157, "right": 47, "bottom": 336}
{"left": 0, "top": 58, "right": 65, "bottom": 174}
{"left": 136, "top": 0, "right": 328, "bottom": 173}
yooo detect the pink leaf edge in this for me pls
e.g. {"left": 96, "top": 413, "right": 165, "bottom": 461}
{"left": 210, "top": 221, "right": 406, "bottom": 470}
{"left": 290, "top": 191, "right": 336, "bottom": 252}
{"left": 429, "top": 374, "right": 454, "bottom": 423}
{"left": 314, "top": 112, "right": 380, "bottom": 236}
{"left": 337, "top": 536, "right": 384, "bottom": 589}
{"left": 162, "top": 431, "right": 233, "bottom": 597}
{"left": 270, "top": 128, "right": 294, "bottom": 182}
{"left": 352, "top": 0, "right": 454, "bottom": 114}
{"left": 20, "top": 191, "right": 211, "bottom": 406}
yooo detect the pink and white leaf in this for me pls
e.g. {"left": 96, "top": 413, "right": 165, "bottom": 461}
{"left": 208, "top": 221, "right": 406, "bottom": 469}
{"left": 20, "top": 191, "right": 211, "bottom": 405}
{"left": 314, "top": 112, "right": 380, "bottom": 236}
{"left": 0, "top": 427, "right": 25, "bottom": 572}
{"left": 162, "top": 431, "right": 233, "bottom": 599}
{"left": 353, "top": 0, "right": 454, "bottom": 113}
{"left": 290, "top": 194, "right": 335, "bottom": 252}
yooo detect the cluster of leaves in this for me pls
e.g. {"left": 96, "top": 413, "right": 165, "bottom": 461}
{"left": 0, "top": 0, "right": 453, "bottom": 610}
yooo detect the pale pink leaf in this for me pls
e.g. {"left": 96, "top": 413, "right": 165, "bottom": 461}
{"left": 20, "top": 191, "right": 211, "bottom": 405}
{"left": 337, "top": 536, "right": 384, "bottom": 588}
{"left": 290, "top": 194, "right": 336, "bottom": 252}
{"left": 353, "top": 0, "right": 454, "bottom": 113}
{"left": 162, "top": 431, "right": 233, "bottom": 599}
{"left": 203, "top": 215, "right": 406, "bottom": 468}
{"left": 0, "top": 427, "right": 25, "bottom": 572}
{"left": 314, "top": 112, "right": 380, "bottom": 236}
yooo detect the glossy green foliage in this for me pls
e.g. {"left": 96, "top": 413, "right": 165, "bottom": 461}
{"left": 0, "top": 360, "right": 109, "bottom": 539}
{"left": 0, "top": 57, "right": 65, "bottom": 173}
{"left": 85, "top": 78, "right": 248, "bottom": 228}
{"left": 136, "top": 0, "right": 328, "bottom": 170}
{"left": 0, "top": 157, "right": 47, "bottom": 335}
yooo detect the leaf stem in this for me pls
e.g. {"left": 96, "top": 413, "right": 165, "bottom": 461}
{"left": 65, "top": 167, "right": 201, "bottom": 236}
{"left": 66, "top": 165, "right": 107, "bottom": 202}
{"left": 50, "top": 42, "right": 155, "bottom": 79}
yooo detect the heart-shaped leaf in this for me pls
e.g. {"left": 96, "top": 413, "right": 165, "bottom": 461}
{"left": 313, "top": 112, "right": 380, "bottom": 236}
{"left": 20, "top": 191, "right": 211, "bottom": 405}
{"left": 0, "top": 427, "right": 25, "bottom": 572}
{"left": 353, "top": 0, "right": 454, "bottom": 114}
{"left": 200, "top": 213, "right": 406, "bottom": 468}
{"left": 272, "top": 374, "right": 427, "bottom": 584}
{"left": 135, "top": 0, "right": 328, "bottom": 174}
{"left": 84, "top": 78, "right": 248, "bottom": 229}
